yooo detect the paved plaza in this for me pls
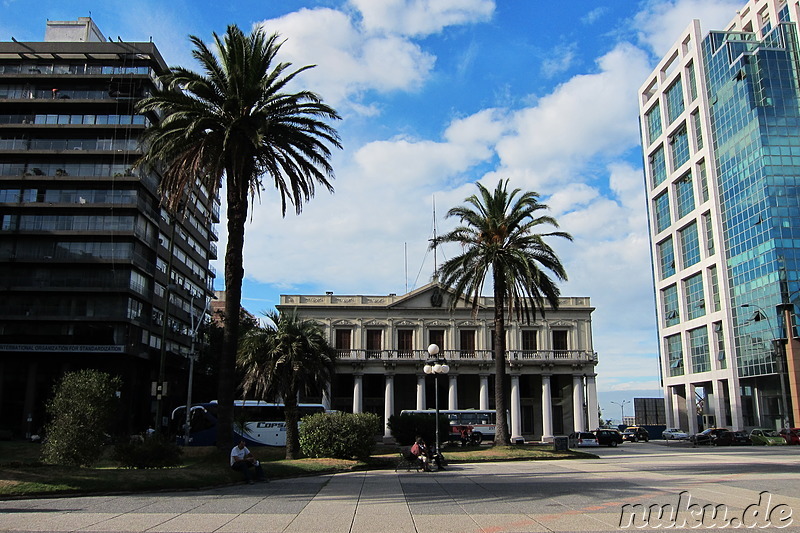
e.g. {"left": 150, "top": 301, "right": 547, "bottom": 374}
{"left": 3, "top": 443, "right": 800, "bottom": 532}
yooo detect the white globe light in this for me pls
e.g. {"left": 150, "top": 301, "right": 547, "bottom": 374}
{"left": 423, "top": 364, "right": 433, "bottom": 374}
{"left": 440, "top": 364, "right": 450, "bottom": 374}
{"left": 433, "top": 363, "right": 442, "bottom": 373}
{"left": 427, "top": 344, "right": 440, "bottom": 356}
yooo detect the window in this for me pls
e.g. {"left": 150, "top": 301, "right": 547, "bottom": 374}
{"left": 692, "top": 111, "right": 703, "bottom": 150}
{"left": 662, "top": 285, "right": 679, "bottom": 327}
{"left": 669, "top": 125, "right": 690, "bottom": 170}
{"left": 667, "top": 334, "right": 684, "bottom": 376}
{"left": 522, "top": 330, "right": 537, "bottom": 351}
{"left": 654, "top": 191, "right": 671, "bottom": 233}
{"left": 680, "top": 222, "right": 700, "bottom": 268}
{"left": 335, "top": 329, "right": 351, "bottom": 351}
{"left": 398, "top": 329, "right": 413, "bottom": 354}
{"left": 645, "top": 102, "right": 662, "bottom": 145}
{"left": 714, "top": 322, "right": 726, "bottom": 369}
{"left": 675, "top": 173, "right": 695, "bottom": 219}
{"left": 460, "top": 330, "right": 475, "bottom": 355}
{"left": 658, "top": 238, "right": 676, "bottom": 279}
{"left": 686, "top": 61, "right": 698, "bottom": 101}
{"left": 429, "top": 329, "right": 444, "bottom": 349}
{"left": 709, "top": 266, "right": 721, "bottom": 312}
{"left": 684, "top": 273, "right": 705, "bottom": 320}
{"left": 689, "top": 326, "right": 710, "bottom": 373}
{"left": 665, "top": 77, "right": 685, "bottom": 123}
{"left": 698, "top": 160, "right": 709, "bottom": 203}
{"left": 703, "top": 212, "right": 714, "bottom": 256}
{"left": 366, "top": 329, "right": 382, "bottom": 355}
{"left": 552, "top": 330, "right": 568, "bottom": 351}
{"left": 650, "top": 145, "right": 667, "bottom": 187}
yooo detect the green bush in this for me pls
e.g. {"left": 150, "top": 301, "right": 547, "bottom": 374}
{"left": 299, "top": 412, "right": 382, "bottom": 459}
{"left": 112, "top": 436, "right": 183, "bottom": 468}
{"left": 41, "top": 369, "right": 122, "bottom": 467}
{"left": 387, "top": 413, "right": 450, "bottom": 446}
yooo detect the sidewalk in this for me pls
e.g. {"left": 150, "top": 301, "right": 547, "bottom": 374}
{"left": 0, "top": 461, "right": 627, "bottom": 533}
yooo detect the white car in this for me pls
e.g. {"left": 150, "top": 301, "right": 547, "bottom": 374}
{"left": 569, "top": 431, "right": 600, "bottom": 447}
{"left": 662, "top": 428, "right": 689, "bottom": 440}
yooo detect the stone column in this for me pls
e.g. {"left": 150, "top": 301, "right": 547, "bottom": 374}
{"left": 383, "top": 373, "right": 394, "bottom": 441}
{"left": 479, "top": 374, "right": 490, "bottom": 410}
{"left": 586, "top": 374, "right": 599, "bottom": 430}
{"left": 510, "top": 374, "right": 523, "bottom": 442}
{"left": 448, "top": 374, "right": 458, "bottom": 410}
{"left": 686, "top": 383, "right": 698, "bottom": 434}
{"left": 541, "top": 374, "right": 553, "bottom": 442}
{"left": 416, "top": 374, "right": 426, "bottom": 410}
{"left": 572, "top": 374, "right": 585, "bottom": 432}
{"left": 711, "top": 379, "right": 726, "bottom": 428}
{"left": 353, "top": 373, "right": 363, "bottom": 414}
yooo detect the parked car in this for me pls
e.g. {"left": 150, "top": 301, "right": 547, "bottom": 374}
{"left": 750, "top": 428, "right": 786, "bottom": 445}
{"left": 715, "top": 430, "right": 752, "bottom": 446}
{"left": 780, "top": 428, "right": 800, "bottom": 445}
{"left": 622, "top": 426, "right": 650, "bottom": 442}
{"left": 689, "top": 428, "right": 729, "bottom": 445}
{"left": 662, "top": 428, "right": 689, "bottom": 440}
{"left": 594, "top": 429, "right": 623, "bottom": 447}
{"left": 568, "top": 431, "right": 600, "bottom": 447}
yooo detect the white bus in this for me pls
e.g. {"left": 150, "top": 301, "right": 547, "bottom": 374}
{"left": 399, "top": 409, "right": 498, "bottom": 442}
{"left": 171, "top": 400, "right": 327, "bottom": 446}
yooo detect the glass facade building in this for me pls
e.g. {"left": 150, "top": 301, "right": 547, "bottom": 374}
{"left": 0, "top": 19, "right": 219, "bottom": 437}
{"left": 639, "top": 0, "right": 800, "bottom": 433}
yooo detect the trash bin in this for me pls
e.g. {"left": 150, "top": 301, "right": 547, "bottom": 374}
{"left": 553, "top": 436, "right": 569, "bottom": 451}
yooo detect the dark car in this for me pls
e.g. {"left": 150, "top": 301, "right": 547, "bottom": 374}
{"left": 594, "top": 429, "right": 624, "bottom": 447}
{"left": 690, "top": 428, "right": 728, "bottom": 445}
{"left": 715, "top": 430, "right": 752, "bottom": 446}
{"left": 780, "top": 428, "right": 800, "bottom": 445}
{"left": 622, "top": 426, "right": 649, "bottom": 442}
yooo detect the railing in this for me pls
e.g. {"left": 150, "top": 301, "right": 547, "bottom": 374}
{"left": 334, "top": 348, "right": 597, "bottom": 364}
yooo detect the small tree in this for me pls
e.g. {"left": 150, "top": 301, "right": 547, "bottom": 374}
{"left": 41, "top": 369, "right": 122, "bottom": 466}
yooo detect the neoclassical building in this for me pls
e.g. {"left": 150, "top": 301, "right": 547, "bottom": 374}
{"left": 278, "top": 282, "right": 599, "bottom": 442}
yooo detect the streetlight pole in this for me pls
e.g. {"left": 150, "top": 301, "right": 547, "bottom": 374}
{"left": 183, "top": 295, "right": 211, "bottom": 445}
{"left": 611, "top": 400, "right": 629, "bottom": 427}
{"left": 423, "top": 343, "right": 448, "bottom": 466}
{"left": 742, "top": 304, "right": 790, "bottom": 429}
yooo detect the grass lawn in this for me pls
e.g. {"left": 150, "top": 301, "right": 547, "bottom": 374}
{"left": 0, "top": 440, "right": 591, "bottom": 499}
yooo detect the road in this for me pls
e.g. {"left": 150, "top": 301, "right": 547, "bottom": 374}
{"left": 2, "top": 441, "right": 800, "bottom": 532}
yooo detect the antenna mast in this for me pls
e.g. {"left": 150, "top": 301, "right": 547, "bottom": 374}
{"left": 429, "top": 196, "right": 438, "bottom": 278}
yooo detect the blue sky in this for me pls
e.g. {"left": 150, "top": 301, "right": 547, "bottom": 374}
{"left": 2, "top": 0, "right": 746, "bottom": 422}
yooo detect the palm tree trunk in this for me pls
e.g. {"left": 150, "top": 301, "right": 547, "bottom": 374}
{"left": 284, "top": 388, "right": 300, "bottom": 460}
{"left": 217, "top": 172, "right": 249, "bottom": 452}
{"left": 493, "top": 267, "right": 511, "bottom": 446}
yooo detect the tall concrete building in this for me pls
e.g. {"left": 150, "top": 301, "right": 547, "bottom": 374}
{"left": 0, "top": 18, "right": 219, "bottom": 437}
{"left": 639, "top": 0, "right": 800, "bottom": 434}
{"left": 280, "top": 281, "right": 599, "bottom": 442}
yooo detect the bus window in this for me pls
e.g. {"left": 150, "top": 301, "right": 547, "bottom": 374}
{"left": 461, "top": 413, "right": 478, "bottom": 424}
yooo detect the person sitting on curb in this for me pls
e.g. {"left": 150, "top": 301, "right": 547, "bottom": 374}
{"left": 230, "top": 439, "right": 267, "bottom": 484}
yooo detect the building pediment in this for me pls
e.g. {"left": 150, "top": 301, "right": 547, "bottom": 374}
{"left": 332, "top": 319, "right": 355, "bottom": 326}
{"left": 363, "top": 319, "right": 388, "bottom": 327}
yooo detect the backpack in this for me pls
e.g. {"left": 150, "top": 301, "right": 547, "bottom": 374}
{"left": 410, "top": 443, "right": 421, "bottom": 456}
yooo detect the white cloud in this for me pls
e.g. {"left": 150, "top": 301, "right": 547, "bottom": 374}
{"left": 541, "top": 42, "right": 577, "bottom": 78}
{"left": 350, "top": 0, "right": 495, "bottom": 37}
{"left": 256, "top": 8, "right": 435, "bottom": 111}
{"left": 494, "top": 43, "right": 651, "bottom": 191}
{"left": 633, "top": 0, "right": 744, "bottom": 57}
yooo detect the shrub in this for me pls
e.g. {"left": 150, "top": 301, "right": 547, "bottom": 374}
{"left": 299, "top": 412, "right": 382, "bottom": 459}
{"left": 41, "top": 369, "right": 122, "bottom": 467}
{"left": 113, "top": 436, "right": 183, "bottom": 468}
{"left": 387, "top": 412, "right": 450, "bottom": 446}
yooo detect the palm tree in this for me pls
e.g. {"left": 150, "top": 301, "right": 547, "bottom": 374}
{"left": 237, "top": 309, "right": 336, "bottom": 459}
{"left": 434, "top": 179, "right": 572, "bottom": 445}
{"left": 136, "top": 25, "right": 341, "bottom": 451}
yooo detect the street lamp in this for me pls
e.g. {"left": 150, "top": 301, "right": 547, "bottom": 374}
{"left": 423, "top": 343, "right": 448, "bottom": 463}
{"left": 741, "top": 303, "right": 790, "bottom": 429}
{"left": 611, "top": 400, "right": 629, "bottom": 426}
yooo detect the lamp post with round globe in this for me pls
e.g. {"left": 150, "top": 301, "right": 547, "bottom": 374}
{"left": 423, "top": 343, "right": 449, "bottom": 462}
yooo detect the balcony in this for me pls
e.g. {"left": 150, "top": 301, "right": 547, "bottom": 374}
{"left": 334, "top": 348, "right": 597, "bottom": 366}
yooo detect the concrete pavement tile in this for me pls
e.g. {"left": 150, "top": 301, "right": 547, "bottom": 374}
{"left": 283, "top": 501, "right": 356, "bottom": 533}
{"left": 146, "top": 512, "right": 235, "bottom": 533}
{"left": 0, "top": 511, "right": 112, "bottom": 532}
{"left": 80, "top": 513, "right": 179, "bottom": 532}
{"left": 467, "top": 513, "right": 550, "bottom": 533}
{"left": 410, "top": 513, "right": 485, "bottom": 533}
{"left": 216, "top": 513, "right": 296, "bottom": 532}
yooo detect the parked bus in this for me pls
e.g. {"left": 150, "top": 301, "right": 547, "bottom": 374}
{"left": 399, "top": 409, "right": 498, "bottom": 442}
{"left": 170, "top": 400, "right": 327, "bottom": 446}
